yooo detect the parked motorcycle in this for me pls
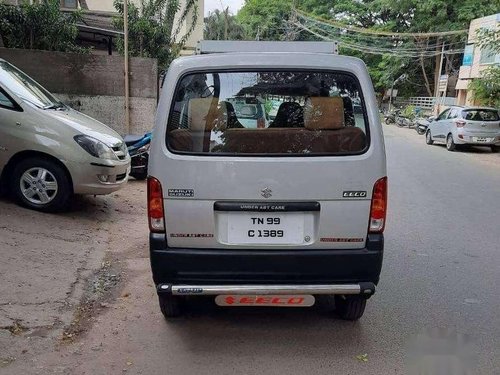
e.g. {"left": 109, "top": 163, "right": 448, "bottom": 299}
{"left": 124, "top": 132, "right": 151, "bottom": 180}
{"left": 414, "top": 117, "right": 432, "bottom": 135}
{"left": 395, "top": 114, "right": 413, "bottom": 128}
{"left": 384, "top": 109, "right": 399, "bottom": 124}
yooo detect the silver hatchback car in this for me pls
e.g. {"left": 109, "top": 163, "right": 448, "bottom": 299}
{"left": 426, "top": 106, "right": 500, "bottom": 152}
{"left": 0, "top": 59, "right": 130, "bottom": 212}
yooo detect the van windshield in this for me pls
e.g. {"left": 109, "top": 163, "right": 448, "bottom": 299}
{"left": 167, "top": 71, "right": 368, "bottom": 155}
{"left": 0, "top": 61, "right": 63, "bottom": 109}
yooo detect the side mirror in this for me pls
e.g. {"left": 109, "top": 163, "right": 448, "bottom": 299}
{"left": 428, "top": 116, "right": 436, "bottom": 122}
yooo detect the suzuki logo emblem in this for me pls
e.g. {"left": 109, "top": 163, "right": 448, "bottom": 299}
{"left": 261, "top": 187, "right": 272, "bottom": 198}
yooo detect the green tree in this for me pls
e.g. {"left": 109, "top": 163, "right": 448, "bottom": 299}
{"left": 113, "top": 0, "right": 199, "bottom": 70}
{"left": 204, "top": 9, "right": 245, "bottom": 40}
{"left": 236, "top": 0, "right": 499, "bottom": 97}
{"left": 0, "top": 0, "right": 86, "bottom": 52}
{"left": 236, "top": 0, "right": 292, "bottom": 40}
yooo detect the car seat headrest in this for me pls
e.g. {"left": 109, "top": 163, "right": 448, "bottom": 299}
{"left": 304, "top": 97, "right": 345, "bottom": 130}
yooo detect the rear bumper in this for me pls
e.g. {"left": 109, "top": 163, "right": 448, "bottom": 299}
{"left": 159, "top": 282, "right": 376, "bottom": 296}
{"left": 150, "top": 233, "right": 384, "bottom": 292}
{"left": 455, "top": 131, "right": 500, "bottom": 145}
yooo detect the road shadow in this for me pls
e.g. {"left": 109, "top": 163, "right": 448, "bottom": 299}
{"left": 162, "top": 297, "right": 371, "bottom": 356}
{"left": 433, "top": 144, "right": 496, "bottom": 154}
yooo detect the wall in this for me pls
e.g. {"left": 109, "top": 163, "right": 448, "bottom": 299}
{"left": 0, "top": 48, "right": 157, "bottom": 135}
{"left": 83, "top": 0, "right": 142, "bottom": 13}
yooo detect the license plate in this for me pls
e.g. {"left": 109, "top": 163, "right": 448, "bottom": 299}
{"left": 227, "top": 212, "right": 304, "bottom": 245}
{"left": 473, "top": 137, "right": 490, "bottom": 142}
{"left": 215, "top": 294, "right": 315, "bottom": 307}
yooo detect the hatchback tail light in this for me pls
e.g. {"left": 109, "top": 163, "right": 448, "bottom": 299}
{"left": 454, "top": 120, "right": 466, "bottom": 128}
{"left": 147, "top": 177, "right": 165, "bottom": 233}
{"left": 369, "top": 177, "right": 387, "bottom": 233}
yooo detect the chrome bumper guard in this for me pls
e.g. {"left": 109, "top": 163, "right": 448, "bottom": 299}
{"left": 158, "top": 283, "right": 376, "bottom": 296}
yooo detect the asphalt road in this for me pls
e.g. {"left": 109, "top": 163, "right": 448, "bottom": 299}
{"left": 2, "top": 124, "right": 500, "bottom": 374}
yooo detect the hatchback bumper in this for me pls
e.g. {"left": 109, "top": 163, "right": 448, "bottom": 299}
{"left": 150, "top": 233, "right": 384, "bottom": 293}
{"left": 455, "top": 132, "right": 500, "bottom": 145}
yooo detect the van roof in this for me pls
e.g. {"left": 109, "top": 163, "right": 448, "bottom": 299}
{"left": 170, "top": 52, "right": 367, "bottom": 75}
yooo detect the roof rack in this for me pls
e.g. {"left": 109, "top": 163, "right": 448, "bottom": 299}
{"left": 196, "top": 40, "right": 339, "bottom": 55}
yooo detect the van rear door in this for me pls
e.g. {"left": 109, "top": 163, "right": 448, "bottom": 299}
{"left": 155, "top": 60, "right": 386, "bottom": 251}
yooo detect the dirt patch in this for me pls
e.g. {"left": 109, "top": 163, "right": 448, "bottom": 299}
{"left": 4, "top": 321, "right": 29, "bottom": 336}
{"left": 60, "top": 253, "right": 125, "bottom": 344}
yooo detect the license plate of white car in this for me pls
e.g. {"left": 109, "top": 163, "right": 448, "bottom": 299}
{"left": 215, "top": 294, "right": 315, "bottom": 307}
{"left": 473, "top": 137, "right": 490, "bottom": 142}
{"left": 227, "top": 212, "right": 304, "bottom": 245}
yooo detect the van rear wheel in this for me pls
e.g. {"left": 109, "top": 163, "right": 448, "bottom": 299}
{"left": 335, "top": 295, "right": 366, "bottom": 321}
{"left": 158, "top": 295, "right": 182, "bottom": 318}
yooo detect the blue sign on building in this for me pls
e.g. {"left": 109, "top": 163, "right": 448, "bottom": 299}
{"left": 462, "top": 44, "right": 474, "bottom": 66}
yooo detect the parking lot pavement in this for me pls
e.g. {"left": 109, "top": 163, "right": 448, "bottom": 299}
{"left": 0, "top": 179, "right": 147, "bottom": 369}
{"left": 1, "top": 125, "right": 499, "bottom": 374}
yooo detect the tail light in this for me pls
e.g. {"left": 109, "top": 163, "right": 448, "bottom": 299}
{"left": 454, "top": 120, "right": 466, "bottom": 128}
{"left": 147, "top": 176, "right": 165, "bottom": 233}
{"left": 369, "top": 177, "right": 387, "bottom": 233}
{"left": 257, "top": 117, "right": 265, "bottom": 128}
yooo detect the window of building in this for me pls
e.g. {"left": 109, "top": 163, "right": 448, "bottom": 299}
{"left": 480, "top": 47, "right": 496, "bottom": 64}
{"left": 60, "top": 0, "right": 77, "bottom": 8}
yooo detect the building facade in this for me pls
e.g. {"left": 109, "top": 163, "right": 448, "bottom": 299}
{"left": 2, "top": 0, "right": 204, "bottom": 51}
{"left": 455, "top": 13, "right": 500, "bottom": 106}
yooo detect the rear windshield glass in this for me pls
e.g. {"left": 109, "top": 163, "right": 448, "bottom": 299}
{"left": 462, "top": 109, "right": 499, "bottom": 122}
{"left": 166, "top": 71, "right": 368, "bottom": 155}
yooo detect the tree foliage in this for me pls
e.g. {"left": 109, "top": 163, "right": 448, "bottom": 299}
{"left": 113, "top": 0, "right": 199, "bottom": 70}
{"left": 469, "top": 67, "right": 500, "bottom": 108}
{"left": 0, "top": 0, "right": 86, "bottom": 53}
{"left": 236, "top": 0, "right": 499, "bottom": 97}
{"left": 204, "top": 9, "right": 245, "bottom": 40}
{"left": 236, "top": 0, "right": 292, "bottom": 40}
{"left": 469, "top": 28, "right": 500, "bottom": 108}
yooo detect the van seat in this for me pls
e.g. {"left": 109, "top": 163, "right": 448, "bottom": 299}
{"left": 219, "top": 128, "right": 366, "bottom": 154}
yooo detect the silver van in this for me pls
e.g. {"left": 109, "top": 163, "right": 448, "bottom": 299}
{"left": 148, "top": 42, "right": 387, "bottom": 320}
{"left": 0, "top": 59, "right": 130, "bottom": 212}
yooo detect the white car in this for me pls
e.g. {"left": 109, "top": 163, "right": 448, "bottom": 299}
{"left": 0, "top": 59, "right": 130, "bottom": 212}
{"left": 426, "top": 106, "right": 500, "bottom": 152}
{"left": 148, "top": 41, "right": 387, "bottom": 321}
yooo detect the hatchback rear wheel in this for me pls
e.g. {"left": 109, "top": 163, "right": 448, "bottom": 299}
{"left": 11, "top": 158, "right": 72, "bottom": 212}
{"left": 491, "top": 145, "right": 499, "bottom": 153}
{"left": 446, "top": 134, "right": 456, "bottom": 151}
{"left": 425, "top": 130, "right": 434, "bottom": 145}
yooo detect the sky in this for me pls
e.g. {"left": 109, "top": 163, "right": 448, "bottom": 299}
{"left": 204, "top": 0, "right": 246, "bottom": 16}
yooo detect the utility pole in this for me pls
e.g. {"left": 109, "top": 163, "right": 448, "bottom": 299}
{"left": 434, "top": 42, "right": 445, "bottom": 115}
{"left": 223, "top": 6, "right": 229, "bottom": 40}
{"left": 123, "top": 0, "right": 130, "bottom": 134}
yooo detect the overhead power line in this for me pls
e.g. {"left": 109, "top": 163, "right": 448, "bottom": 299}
{"left": 291, "top": 9, "right": 467, "bottom": 58}
{"left": 295, "top": 9, "right": 468, "bottom": 38}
